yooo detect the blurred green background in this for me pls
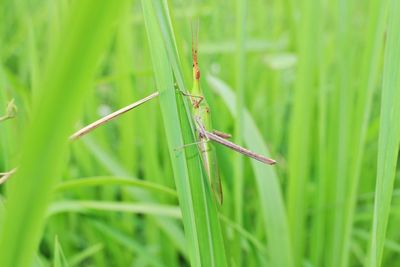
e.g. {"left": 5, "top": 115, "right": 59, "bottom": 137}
{"left": 0, "top": 0, "right": 399, "bottom": 267}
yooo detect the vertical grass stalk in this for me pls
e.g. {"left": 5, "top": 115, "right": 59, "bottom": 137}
{"left": 233, "top": 0, "right": 247, "bottom": 264}
{"left": 287, "top": 0, "right": 319, "bottom": 265}
{"left": 141, "top": 1, "right": 227, "bottom": 266}
{"left": 367, "top": 1, "right": 400, "bottom": 265}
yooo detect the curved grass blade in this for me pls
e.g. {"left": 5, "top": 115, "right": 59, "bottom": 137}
{"left": 54, "top": 176, "right": 177, "bottom": 197}
{"left": 47, "top": 201, "right": 181, "bottom": 219}
{"left": 90, "top": 220, "right": 165, "bottom": 267}
{"left": 68, "top": 243, "right": 104, "bottom": 267}
{"left": 207, "top": 74, "right": 293, "bottom": 267}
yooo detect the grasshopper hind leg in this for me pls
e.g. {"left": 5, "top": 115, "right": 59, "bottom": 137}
{"left": 212, "top": 130, "right": 231, "bottom": 139}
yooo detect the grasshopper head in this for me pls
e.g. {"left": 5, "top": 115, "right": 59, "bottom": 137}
{"left": 192, "top": 20, "right": 200, "bottom": 81}
{"left": 192, "top": 54, "right": 200, "bottom": 81}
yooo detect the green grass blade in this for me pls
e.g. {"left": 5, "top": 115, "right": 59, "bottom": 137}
{"left": 0, "top": 1, "right": 129, "bottom": 267}
{"left": 47, "top": 201, "right": 181, "bottom": 218}
{"left": 367, "top": 1, "right": 400, "bottom": 265}
{"left": 232, "top": 0, "right": 246, "bottom": 264}
{"left": 286, "top": 1, "right": 319, "bottom": 265}
{"left": 89, "top": 220, "right": 165, "bottom": 267}
{"left": 141, "top": 1, "right": 227, "bottom": 266}
{"left": 80, "top": 137, "right": 131, "bottom": 177}
{"left": 54, "top": 176, "right": 177, "bottom": 197}
{"left": 0, "top": 65, "right": 14, "bottom": 170}
{"left": 0, "top": 196, "right": 5, "bottom": 230}
{"left": 207, "top": 74, "right": 293, "bottom": 267}
{"left": 114, "top": 7, "right": 137, "bottom": 172}
{"left": 53, "top": 236, "right": 69, "bottom": 267}
{"left": 338, "top": 1, "right": 389, "bottom": 265}
{"left": 68, "top": 243, "right": 104, "bottom": 267}
{"left": 219, "top": 214, "right": 267, "bottom": 256}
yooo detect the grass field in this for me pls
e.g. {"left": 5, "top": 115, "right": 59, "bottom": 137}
{"left": 0, "top": 0, "right": 400, "bottom": 266}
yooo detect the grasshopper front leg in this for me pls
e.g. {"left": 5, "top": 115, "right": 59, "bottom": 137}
{"left": 179, "top": 90, "right": 204, "bottom": 108}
